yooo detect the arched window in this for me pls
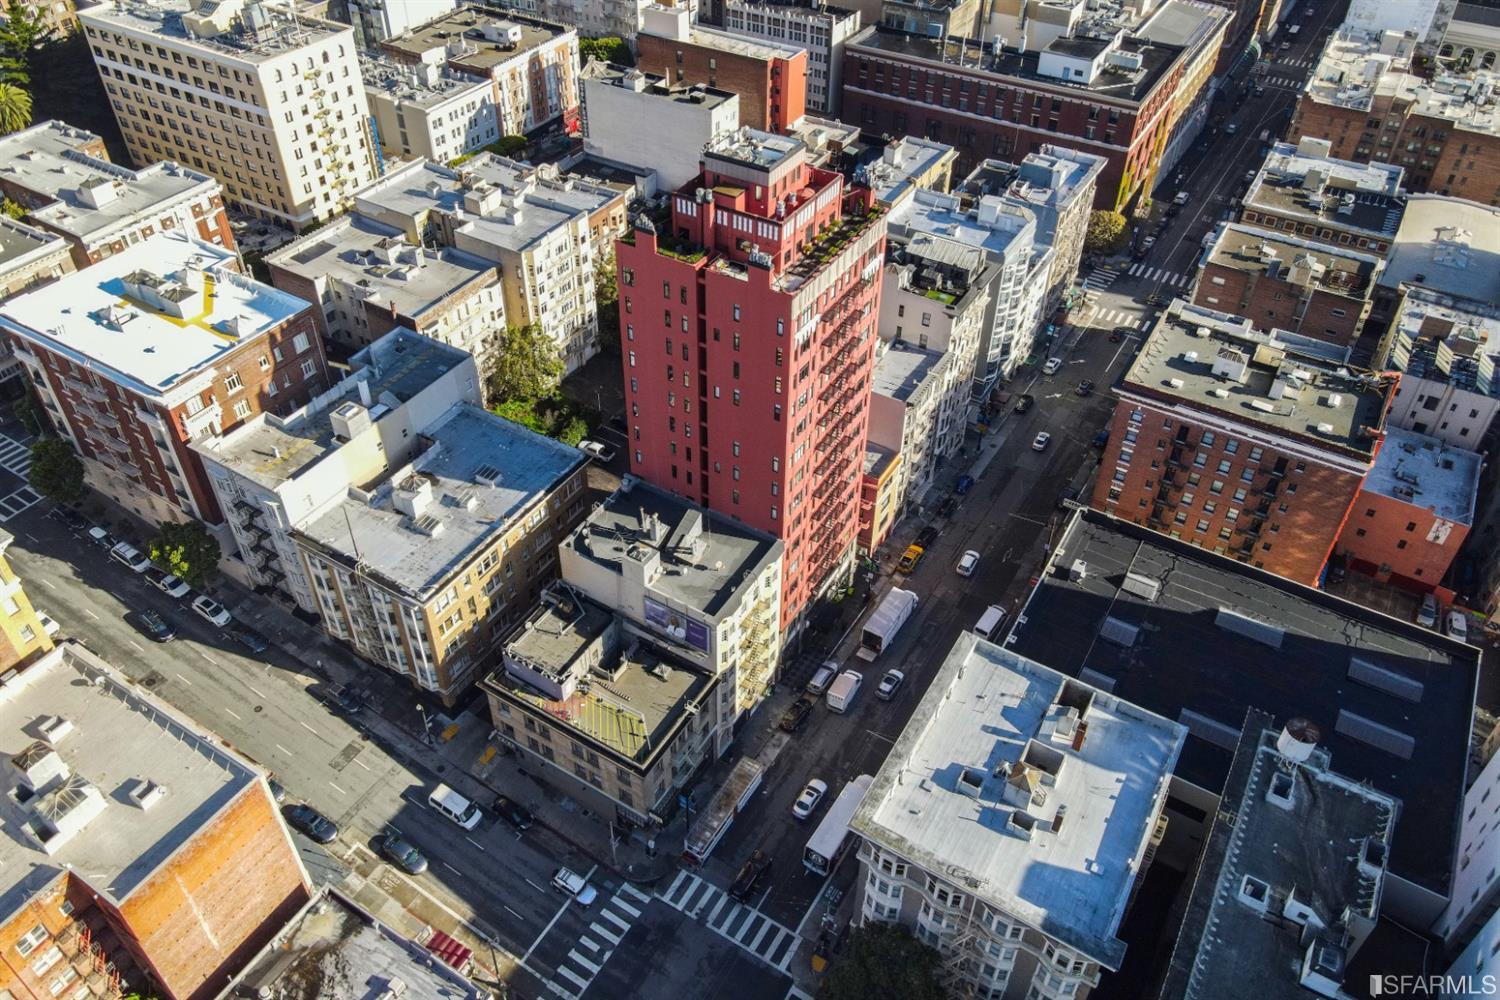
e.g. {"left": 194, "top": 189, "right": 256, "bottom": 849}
{"left": 1482, "top": 51, "right": 1497, "bottom": 69}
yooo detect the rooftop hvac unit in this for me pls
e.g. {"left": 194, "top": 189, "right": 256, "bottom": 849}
{"left": 1276, "top": 717, "right": 1322, "bottom": 763}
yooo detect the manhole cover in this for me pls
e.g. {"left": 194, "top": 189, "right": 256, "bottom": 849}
{"left": 140, "top": 671, "right": 166, "bottom": 689}
{"left": 254, "top": 705, "right": 264, "bottom": 713}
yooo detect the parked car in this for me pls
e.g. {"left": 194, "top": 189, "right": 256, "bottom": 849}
{"left": 1141, "top": 236, "right": 1157, "bottom": 252}
{"left": 577, "top": 440, "right": 616, "bottom": 462}
{"left": 552, "top": 867, "right": 598, "bottom": 905}
{"left": 1109, "top": 327, "right": 1131, "bottom": 342}
{"left": 87, "top": 526, "right": 114, "bottom": 549}
{"left": 779, "top": 696, "right": 815, "bottom": 733}
{"left": 1172, "top": 190, "right": 1191, "bottom": 206}
{"left": 147, "top": 568, "right": 191, "bottom": 598}
{"left": 190, "top": 595, "right": 230, "bottom": 627}
{"left": 51, "top": 506, "right": 89, "bottom": 533}
{"left": 335, "top": 687, "right": 365, "bottom": 715}
{"left": 109, "top": 542, "right": 151, "bottom": 573}
{"left": 915, "top": 526, "right": 940, "bottom": 548}
{"left": 1076, "top": 379, "right": 1095, "bottom": 396}
{"left": 877, "top": 669, "right": 906, "bottom": 701}
{"left": 495, "top": 794, "right": 535, "bottom": 831}
{"left": 1057, "top": 485, "right": 1081, "bottom": 510}
{"left": 807, "top": 662, "right": 838, "bottom": 696}
{"left": 1032, "top": 432, "right": 1052, "bottom": 452}
{"left": 1091, "top": 429, "right": 1111, "bottom": 450}
{"left": 1446, "top": 610, "right": 1469, "bottom": 643}
{"left": 1042, "top": 357, "right": 1063, "bottom": 375}
{"left": 226, "top": 624, "right": 270, "bottom": 654}
{"left": 956, "top": 550, "right": 979, "bottom": 577}
{"left": 792, "top": 779, "right": 828, "bottom": 820}
{"left": 954, "top": 474, "right": 975, "bottom": 496}
{"left": 130, "top": 609, "right": 176, "bottom": 643}
{"left": 378, "top": 833, "right": 429, "bottom": 875}
{"left": 895, "top": 544, "right": 924, "bottom": 574}
{"left": 937, "top": 496, "right": 959, "bottom": 518}
{"left": 1244, "top": 169, "right": 1257, "bottom": 184}
{"left": 1417, "top": 593, "right": 1439, "bottom": 629}
{"left": 266, "top": 776, "right": 288, "bottom": 803}
{"left": 283, "top": 803, "right": 339, "bottom": 844}
{"left": 1013, "top": 393, "right": 1035, "bottom": 414}
{"left": 1225, "top": 122, "right": 1240, "bottom": 135}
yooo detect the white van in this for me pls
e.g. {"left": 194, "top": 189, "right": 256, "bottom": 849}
{"left": 1445, "top": 610, "right": 1469, "bottom": 644}
{"left": 1287, "top": 24, "right": 1301, "bottom": 36}
{"left": 974, "top": 604, "right": 1008, "bottom": 641}
{"left": 109, "top": 542, "right": 151, "bottom": 573}
{"left": 428, "top": 783, "right": 483, "bottom": 830}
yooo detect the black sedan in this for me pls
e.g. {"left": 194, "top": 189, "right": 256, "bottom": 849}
{"left": 226, "top": 624, "right": 271, "bottom": 654}
{"left": 378, "top": 833, "right": 429, "bottom": 875}
{"left": 1076, "top": 379, "right": 1095, "bottom": 396}
{"left": 779, "top": 696, "right": 815, "bottom": 733}
{"left": 130, "top": 609, "right": 176, "bottom": 643}
{"left": 283, "top": 803, "right": 339, "bottom": 844}
{"left": 50, "top": 506, "right": 89, "bottom": 533}
{"left": 1109, "top": 327, "right": 1132, "bottom": 343}
{"left": 335, "top": 688, "right": 365, "bottom": 715}
{"left": 495, "top": 794, "right": 535, "bottom": 832}
{"left": 1013, "top": 393, "right": 1035, "bottom": 414}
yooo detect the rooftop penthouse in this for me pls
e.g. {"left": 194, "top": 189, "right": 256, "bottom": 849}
{"left": 380, "top": 5, "right": 575, "bottom": 73}
{"left": 361, "top": 54, "right": 492, "bottom": 112}
{"left": 1243, "top": 139, "right": 1406, "bottom": 246}
{"left": 851, "top": 633, "right": 1185, "bottom": 970}
{"left": 81, "top": 0, "right": 350, "bottom": 60}
{"left": 1122, "top": 299, "right": 1394, "bottom": 461}
{"left": 1384, "top": 286, "right": 1500, "bottom": 397}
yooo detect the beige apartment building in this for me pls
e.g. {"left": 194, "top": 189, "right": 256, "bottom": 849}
{"left": 80, "top": 0, "right": 379, "bottom": 231}
{"left": 0, "top": 529, "right": 54, "bottom": 674}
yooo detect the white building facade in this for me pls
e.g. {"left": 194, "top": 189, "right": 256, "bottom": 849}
{"left": 80, "top": 0, "right": 379, "bottom": 231}
{"left": 363, "top": 58, "right": 498, "bottom": 165}
{"left": 720, "top": 0, "right": 861, "bottom": 114}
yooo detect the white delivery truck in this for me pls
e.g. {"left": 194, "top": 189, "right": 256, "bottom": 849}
{"left": 858, "top": 588, "right": 919, "bottom": 661}
{"left": 825, "top": 670, "right": 863, "bottom": 713}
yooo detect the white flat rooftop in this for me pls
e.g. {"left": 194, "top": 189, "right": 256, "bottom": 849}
{"left": 0, "top": 643, "right": 258, "bottom": 915}
{"left": 1362, "top": 426, "right": 1481, "bottom": 523}
{"left": 0, "top": 232, "right": 306, "bottom": 397}
{"left": 888, "top": 188, "right": 1034, "bottom": 259}
{"left": 851, "top": 633, "right": 1184, "bottom": 969}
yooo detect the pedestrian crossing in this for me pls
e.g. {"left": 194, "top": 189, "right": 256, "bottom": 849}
{"left": 1262, "top": 75, "right": 1306, "bottom": 89}
{"left": 0, "top": 432, "right": 40, "bottom": 522}
{"left": 0, "top": 486, "right": 43, "bottom": 522}
{"left": 1093, "top": 308, "right": 1148, "bottom": 330}
{"left": 1124, "top": 263, "right": 1192, "bottom": 286}
{"left": 544, "top": 882, "right": 652, "bottom": 1000}
{"left": 658, "top": 870, "right": 803, "bottom": 973}
{"left": 1080, "top": 264, "right": 1124, "bottom": 292}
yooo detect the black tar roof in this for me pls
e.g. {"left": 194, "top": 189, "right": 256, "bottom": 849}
{"left": 1006, "top": 509, "right": 1477, "bottom": 897}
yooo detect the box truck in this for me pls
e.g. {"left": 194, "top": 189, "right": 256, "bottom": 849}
{"left": 858, "top": 588, "right": 918, "bottom": 661}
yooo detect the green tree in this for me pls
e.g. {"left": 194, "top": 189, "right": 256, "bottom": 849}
{"left": 28, "top": 438, "right": 84, "bottom": 504}
{"left": 556, "top": 413, "right": 588, "bottom": 446}
{"left": 0, "top": 1, "right": 50, "bottom": 85}
{"left": 0, "top": 83, "right": 30, "bottom": 135}
{"left": 579, "top": 36, "right": 632, "bottom": 66}
{"left": 594, "top": 250, "right": 619, "bottom": 353}
{"left": 149, "top": 521, "right": 221, "bottom": 588}
{"left": 817, "top": 924, "right": 946, "bottom": 1000}
{"left": 1, "top": 196, "right": 24, "bottom": 220}
{"left": 491, "top": 398, "right": 549, "bottom": 435}
{"left": 1085, "top": 209, "right": 1128, "bottom": 255}
{"left": 487, "top": 323, "right": 564, "bottom": 404}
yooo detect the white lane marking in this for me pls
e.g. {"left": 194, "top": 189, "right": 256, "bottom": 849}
{"left": 443, "top": 861, "right": 463, "bottom": 876}
{"left": 127, "top": 639, "right": 143, "bottom": 652}
{"left": 197, "top": 649, "right": 216, "bottom": 664}
{"left": 328, "top": 781, "right": 347, "bottom": 795}
{"left": 175, "top": 673, "right": 192, "bottom": 685}
{"left": 465, "top": 836, "right": 486, "bottom": 853}
{"left": 524, "top": 878, "right": 546, "bottom": 893}
{"left": 223, "top": 708, "right": 242, "bottom": 721}
{"left": 353, "top": 757, "right": 371, "bottom": 771}
{"left": 504, "top": 905, "right": 524, "bottom": 920}
{"left": 247, "top": 684, "right": 266, "bottom": 699}
{"left": 299, "top": 721, "right": 318, "bottom": 735}
{"left": 40, "top": 578, "right": 55, "bottom": 589}
{"left": 275, "top": 743, "right": 293, "bottom": 755}
{"left": 84, "top": 608, "right": 98, "bottom": 619}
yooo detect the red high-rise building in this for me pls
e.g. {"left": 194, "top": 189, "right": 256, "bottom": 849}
{"left": 615, "top": 128, "right": 887, "bottom": 630}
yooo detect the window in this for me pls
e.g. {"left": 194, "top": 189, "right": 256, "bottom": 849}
{"left": 224, "top": 371, "right": 243, "bottom": 393}
{"left": 15, "top": 924, "right": 47, "bottom": 958}
{"left": 292, "top": 332, "right": 311, "bottom": 354}
{"left": 233, "top": 400, "right": 252, "bottom": 420}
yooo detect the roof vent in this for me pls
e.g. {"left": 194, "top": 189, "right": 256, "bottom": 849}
{"left": 956, "top": 766, "right": 985, "bottom": 799}
{"left": 1238, "top": 875, "right": 1270, "bottom": 912}
{"left": 1276, "top": 718, "right": 1322, "bottom": 762}
{"left": 128, "top": 779, "right": 168, "bottom": 811}
{"left": 36, "top": 716, "right": 74, "bottom": 744}
{"left": 1167, "top": 377, "right": 1185, "bottom": 389}
{"left": 1316, "top": 422, "right": 1335, "bottom": 434}
{"left": 1324, "top": 393, "right": 1343, "bottom": 408}
{"left": 1068, "top": 559, "right": 1087, "bottom": 582}
{"left": 1209, "top": 388, "right": 1229, "bottom": 398}
{"left": 1266, "top": 770, "right": 1295, "bottom": 810}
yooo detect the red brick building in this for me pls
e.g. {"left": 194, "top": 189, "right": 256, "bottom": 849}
{"left": 1238, "top": 138, "right": 1408, "bottom": 258}
{"left": 0, "top": 643, "right": 311, "bottom": 1000}
{"left": 1092, "top": 301, "right": 1397, "bottom": 585}
{"left": 1291, "top": 27, "right": 1500, "bottom": 207}
{"left": 638, "top": 5, "right": 807, "bottom": 134}
{"left": 0, "top": 233, "right": 327, "bottom": 529}
{"left": 840, "top": 3, "right": 1228, "bottom": 210}
{"left": 614, "top": 128, "right": 886, "bottom": 628}
{"left": 0, "top": 121, "right": 234, "bottom": 269}
{"left": 1335, "top": 427, "right": 1480, "bottom": 588}
{"left": 1192, "top": 222, "right": 1382, "bottom": 348}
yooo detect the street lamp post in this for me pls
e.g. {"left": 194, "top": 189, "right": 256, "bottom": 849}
{"left": 415, "top": 704, "right": 434, "bottom": 746}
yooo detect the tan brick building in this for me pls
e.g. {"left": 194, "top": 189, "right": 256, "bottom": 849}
{"left": 0, "top": 233, "right": 328, "bottom": 529}
{"left": 1091, "top": 300, "right": 1397, "bottom": 585}
{"left": 0, "top": 121, "right": 234, "bottom": 269}
{"left": 1192, "top": 221, "right": 1382, "bottom": 348}
{"left": 0, "top": 529, "right": 53, "bottom": 674}
{"left": 1291, "top": 26, "right": 1500, "bottom": 206}
{"left": 0, "top": 642, "right": 311, "bottom": 1000}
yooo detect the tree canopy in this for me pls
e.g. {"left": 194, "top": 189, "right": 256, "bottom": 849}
{"left": 149, "top": 521, "right": 221, "bottom": 588}
{"left": 486, "top": 323, "right": 564, "bottom": 404}
{"left": 579, "top": 37, "right": 632, "bottom": 66}
{"left": 594, "top": 251, "right": 619, "bottom": 353}
{"left": 817, "top": 924, "right": 946, "bottom": 1000}
{"left": 28, "top": 438, "right": 84, "bottom": 504}
{"left": 0, "top": 2, "right": 50, "bottom": 87}
{"left": 1085, "top": 210, "right": 1128, "bottom": 255}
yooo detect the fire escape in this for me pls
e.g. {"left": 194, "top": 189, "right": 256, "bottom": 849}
{"left": 736, "top": 587, "right": 779, "bottom": 712}
{"left": 56, "top": 920, "right": 123, "bottom": 1000}
{"left": 305, "top": 65, "right": 357, "bottom": 214}
{"left": 234, "top": 500, "right": 286, "bottom": 590}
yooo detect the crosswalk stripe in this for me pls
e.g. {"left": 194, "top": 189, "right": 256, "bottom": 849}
{"left": 620, "top": 882, "right": 651, "bottom": 903}
{"left": 544, "top": 981, "right": 577, "bottom": 1000}
{"left": 747, "top": 921, "right": 773, "bottom": 950}
{"left": 590, "top": 921, "right": 622, "bottom": 945}
{"left": 610, "top": 897, "right": 642, "bottom": 918}
{"left": 663, "top": 869, "right": 687, "bottom": 900}
{"left": 556, "top": 965, "right": 590, "bottom": 990}
{"left": 705, "top": 894, "right": 728, "bottom": 925}
{"left": 567, "top": 950, "right": 601, "bottom": 975}
{"left": 601, "top": 908, "right": 630, "bottom": 932}
{"left": 579, "top": 936, "right": 601, "bottom": 952}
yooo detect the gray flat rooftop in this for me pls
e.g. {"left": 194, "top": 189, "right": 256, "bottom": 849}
{"left": 677, "top": 23, "right": 805, "bottom": 61}
{"left": 505, "top": 599, "right": 616, "bottom": 679}
{"left": 0, "top": 233, "right": 307, "bottom": 397}
{"left": 705, "top": 128, "right": 806, "bottom": 171}
{"left": 297, "top": 403, "right": 584, "bottom": 598}
{"left": 79, "top": 0, "right": 347, "bottom": 61}
{"left": 582, "top": 62, "right": 739, "bottom": 111}
{"left": 564, "top": 481, "right": 781, "bottom": 619}
{"left": 873, "top": 340, "right": 944, "bottom": 403}
{"left": 362, "top": 57, "right": 492, "bottom": 111}
{"left": 230, "top": 888, "right": 488, "bottom": 1000}
{"left": 1380, "top": 195, "right": 1500, "bottom": 303}
{"left": 0, "top": 643, "right": 258, "bottom": 915}
{"left": 382, "top": 6, "right": 572, "bottom": 70}
{"left": 864, "top": 444, "right": 897, "bottom": 478}
{"left": 887, "top": 188, "right": 1034, "bottom": 259}
{"left": 1244, "top": 142, "right": 1405, "bottom": 239}
{"left": 0, "top": 217, "right": 68, "bottom": 270}
{"left": 202, "top": 331, "right": 472, "bottom": 490}
{"left": 861, "top": 137, "right": 956, "bottom": 206}
{"left": 1005, "top": 509, "right": 1479, "bottom": 896}
{"left": 1385, "top": 287, "right": 1500, "bottom": 396}
{"left": 494, "top": 603, "right": 715, "bottom": 764}
{"left": 1163, "top": 718, "right": 1398, "bottom": 1000}
{"left": 1205, "top": 222, "right": 1379, "bottom": 298}
{"left": 1123, "top": 300, "right": 1391, "bottom": 459}
{"left": 848, "top": 26, "right": 1184, "bottom": 103}
{"left": 852, "top": 633, "right": 1185, "bottom": 970}
{"left": 0, "top": 121, "right": 218, "bottom": 244}
{"left": 1362, "top": 427, "right": 1481, "bottom": 524}
{"left": 268, "top": 215, "right": 497, "bottom": 319}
